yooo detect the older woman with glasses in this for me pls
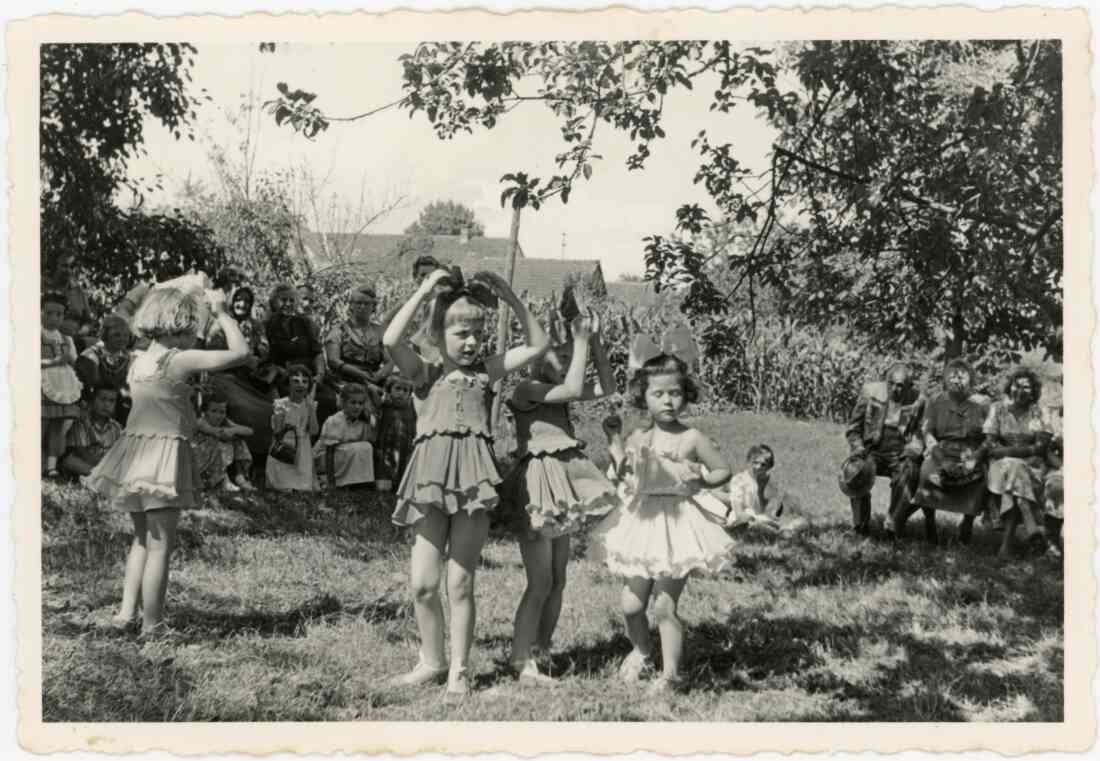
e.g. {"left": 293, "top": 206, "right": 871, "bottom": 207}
{"left": 316, "top": 284, "right": 393, "bottom": 427}
{"left": 894, "top": 358, "right": 990, "bottom": 544}
{"left": 982, "top": 367, "right": 1057, "bottom": 559}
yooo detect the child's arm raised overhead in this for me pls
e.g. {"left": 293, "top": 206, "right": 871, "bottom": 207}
{"left": 477, "top": 271, "right": 549, "bottom": 381}
{"left": 169, "top": 290, "right": 250, "bottom": 378}
{"left": 581, "top": 310, "right": 616, "bottom": 401}
{"left": 518, "top": 314, "right": 593, "bottom": 405}
{"left": 382, "top": 268, "right": 451, "bottom": 384}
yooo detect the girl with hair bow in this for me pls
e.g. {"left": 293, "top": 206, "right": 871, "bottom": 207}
{"left": 588, "top": 323, "right": 735, "bottom": 695}
{"left": 383, "top": 264, "right": 549, "bottom": 696}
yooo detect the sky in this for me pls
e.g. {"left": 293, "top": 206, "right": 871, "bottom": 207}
{"left": 126, "top": 43, "right": 780, "bottom": 281}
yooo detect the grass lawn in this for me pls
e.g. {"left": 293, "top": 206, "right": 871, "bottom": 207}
{"left": 41, "top": 411, "right": 1063, "bottom": 722}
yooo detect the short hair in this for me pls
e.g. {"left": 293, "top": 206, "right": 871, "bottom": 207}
{"left": 42, "top": 291, "right": 67, "bottom": 309}
{"left": 130, "top": 287, "right": 202, "bottom": 340}
{"left": 1003, "top": 366, "right": 1043, "bottom": 404}
{"left": 746, "top": 444, "right": 775, "bottom": 467}
{"left": 350, "top": 284, "right": 377, "bottom": 301}
{"left": 88, "top": 383, "right": 120, "bottom": 402}
{"left": 268, "top": 282, "right": 299, "bottom": 312}
{"left": 340, "top": 382, "right": 368, "bottom": 400}
{"left": 629, "top": 354, "right": 699, "bottom": 411}
{"left": 99, "top": 313, "right": 130, "bottom": 341}
{"left": 231, "top": 286, "right": 255, "bottom": 312}
{"left": 428, "top": 291, "right": 488, "bottom": 340}
{"left": 942, "top": 357, "right": 975, "bottom": 382}
{"left": 385, "top": 373, "right": 416, "bottom": 391}
{"left": 412, "top": 255, "right": 441, "bottom": 277}
{"left": 285, "top": 363, "right": 313, "bottom": 381}
{"left": 884, "top": 362, "right": 913, "bottom": 382}
{"left": 201, "top": 391, "right": 229, "bottom": 411}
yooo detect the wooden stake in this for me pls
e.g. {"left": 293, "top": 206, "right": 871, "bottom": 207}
{"left": 491, "top": 205, "right": 522, "bottom": 434}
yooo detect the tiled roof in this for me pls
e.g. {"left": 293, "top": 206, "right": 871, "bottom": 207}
{"left": 293, "top": 231, "right": 527, "bottom": 279}
{"left": 294, "top": 231, "right": 603, "bottom": 300}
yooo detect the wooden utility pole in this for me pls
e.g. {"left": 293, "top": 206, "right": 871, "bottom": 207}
{"left": 491, "top": 205, "right": 522, "bottom": 434}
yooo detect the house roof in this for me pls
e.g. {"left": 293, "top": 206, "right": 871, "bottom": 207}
{"left": 604, "top": 280, "right": 666, "bottom": 307}
{"left": 458, "top": 255, "right": 604, "bottom": 302}
{"left": 295, "top": 231, "right": 603, "bottom": 300}
{"left": 294, "top": 231, "right": 528, "bottom": 279}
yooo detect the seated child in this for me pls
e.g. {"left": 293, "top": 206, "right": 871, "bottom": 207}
{"left": 725, "top": 444, "right": 808, "bottom": 533}
{"left": 60, "top": 384, "right": 124, "bottom": 478}
{"left": 193, "top": 392, "right": 256, "bottom": 492}
{"left": 374, "top": 374, "right": 417, "bottom": 492}
{"left": 313, "top": 382, "right": 377, "bottom": 490}
{"left": 266, "top": 364, "right": 319, "bottom": 493}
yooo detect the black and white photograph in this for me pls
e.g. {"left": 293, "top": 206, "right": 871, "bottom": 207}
{"left": 8, "top": 4, "right": 1094, "bottom": 755}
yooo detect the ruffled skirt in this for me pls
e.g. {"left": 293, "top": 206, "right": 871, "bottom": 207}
{"left": 391, "top": 432, "right": 502, "bottom": 526}
{"left": 85, "top": 433, "right": 199, "bottom": 511}
{"left": 499, "top": 447, "right": 620, "bottom": 538}
{"left": 588, "top": 492, "right": 735, "bottom": 579}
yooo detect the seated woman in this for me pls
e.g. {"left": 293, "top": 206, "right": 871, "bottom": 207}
{"left": 983, "top": 368, "right": 1056, "bottom": 559}
{"left": 75, "top": 314, "right": 133, "bottom": 425}
{"left": 204, "top": 286, "right": 275, "bottom": 468}
{"left": 317, "top": 284, "right": 393, "bottom": 426}
{"left": 897, "top": 358, "right": 989, "bottom": 544}
{"left": 313, "top": 382, "right": 377, "bottom": 491}
{"left": 265, "top": 283, "right": 326, "bottom": 406}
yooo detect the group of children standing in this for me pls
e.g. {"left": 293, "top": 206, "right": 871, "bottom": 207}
{"left": 53, "top": 267, "right": 801, "bottom": 696}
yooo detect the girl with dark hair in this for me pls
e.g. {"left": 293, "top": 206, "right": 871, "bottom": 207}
{"left": 588, "top": 328, "right": 734, "bottom": 695}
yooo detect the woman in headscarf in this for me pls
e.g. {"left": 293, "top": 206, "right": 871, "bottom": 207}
{"left": 316, "top": 284, "right": 393, "bottom": 426}
{"left": 204, "top": 286, "right": 276, "bottom": 463}
{"left": 75, "top": 314, "right": 134, "bottom": 425}
{"left": 982, "top": 367, "right": 1056, "bottom": 558}
{"left": 896, "top": 358, "right": 990, "bottom": 544}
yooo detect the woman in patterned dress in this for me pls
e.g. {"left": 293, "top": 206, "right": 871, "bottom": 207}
{"left": 317, "top": 284, "right": 393, "bottom": 427}
{"left": 982, "top": 367, "right": 1056, "bottom": 559}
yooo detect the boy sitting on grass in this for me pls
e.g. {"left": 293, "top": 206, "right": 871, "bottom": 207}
{"left": 193, "top": 392, "right": 256, "bottom": 492}
{"left": 724, "top": 444, "right": 809, "bottom": 534}
{"left": 60, "top": 384, "right": 124, "bottom": 479}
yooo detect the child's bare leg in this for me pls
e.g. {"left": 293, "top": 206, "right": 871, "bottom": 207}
{"left": 445, "top": 509, "right": 490, "bottom": 672}
{"left": 621, "top": 576, "right": 654, "bottom": 657}
{"left": 45, "top": 420, "right": 66, "bottom": 470}
{"left": 512, "top": 534, "right": 553, "bottom": 666}
{"left": 140, "top": 508, "right": 180, "bottom": 629}
{"left": 535, "top": 535, "right": 570, "bottom": 652}
{"left": 999, "top": 495, "right": 1020, "bottom": 558}
{"left": 117, "top": 511, "right": 148, "bottom": 621}
{"left": 652, "top": 577, "right": 688, "bottom": 680}
{"left": 408, "top": 509, "right": 449, "bottom": 671}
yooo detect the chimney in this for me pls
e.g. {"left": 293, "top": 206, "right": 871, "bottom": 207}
{"left": 460, "top": 226, "right": 470, "bottom": 245}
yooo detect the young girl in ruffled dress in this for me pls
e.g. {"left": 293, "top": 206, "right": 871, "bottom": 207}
{"left": 42, "top": 292, "right": 84, "bottom": 478}
{"left": 383, "top": 266, "right": 548, "bottom": 696}
{"left": 87, "top": 284, "right": 249, "bottom": 634}
{"left": 500, "top": 308, "right": 619, "bottom": 685}
{"left": 589, "top": 328, "right": 735, "bottom": 694}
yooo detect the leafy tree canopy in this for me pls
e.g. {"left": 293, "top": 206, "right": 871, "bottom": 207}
{"left": 41, "top": 43, "right": 224, "bottom": 304}
{"left": 404, "top": 199, "right": 486, "bottom": 237}
{"left": 265, "top": 40, "right": 1062, "bottom": 359}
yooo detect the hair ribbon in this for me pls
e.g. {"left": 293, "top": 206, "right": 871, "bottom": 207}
{"left": 627, "top": 323, "right": 698, "bottom": 370}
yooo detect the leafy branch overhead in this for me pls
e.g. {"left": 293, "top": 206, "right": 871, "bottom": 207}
{"left": 265, "top": 39, "right": 1063, "bottom": 360}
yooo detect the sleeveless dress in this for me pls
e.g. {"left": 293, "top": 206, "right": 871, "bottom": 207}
{"left": 499, "top": 392, "right": 619, "bottom": 538}
{"left": 391, "top": 361, "right": 501, "bottom": 526}
{"left": 86, "top": 349, "right": 200, "bottom": 511}
{"left": 589, "top": 428, "right": 735, "bottom": 579}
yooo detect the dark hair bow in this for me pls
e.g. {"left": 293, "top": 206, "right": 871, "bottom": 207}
{"left": 439, "top": 265, "right": 499, "bottom": 308}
